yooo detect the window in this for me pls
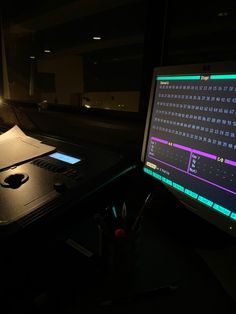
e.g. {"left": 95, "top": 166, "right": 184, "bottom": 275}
{"left": 1, "top": 0, "right": 146, "bottom": 112}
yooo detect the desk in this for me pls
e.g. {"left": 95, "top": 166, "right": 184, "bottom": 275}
{"left": 61, "top": 204, "right": 235, "bottom": 314}
{"left": 0, "top": 127, "right": 132, "bottom": 236}
{"left": 37, "top": 170, "right": 236, "bottom": 313}
{"left": 0, "top": 169, "right": 235, "bottom": 313}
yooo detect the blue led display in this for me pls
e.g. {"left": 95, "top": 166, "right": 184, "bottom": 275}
{"left": 50, "top": 152, "right": 81, "bottom": 164}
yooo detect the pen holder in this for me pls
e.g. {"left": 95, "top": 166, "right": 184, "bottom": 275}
{"left": 104, "top": 219, "right": 141, "bottom": 291}
{"left": 94, "top": 202, "right": 144, "bottom": 296}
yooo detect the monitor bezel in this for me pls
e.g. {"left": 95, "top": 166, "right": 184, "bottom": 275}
{"left": 141, "top": 60, "right": 236, "bottom": 238}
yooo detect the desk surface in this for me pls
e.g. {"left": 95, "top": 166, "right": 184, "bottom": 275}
{"left": 0, "top": 168, "right": 235, "bottom": 314}
{"left": 0, "top": 127, "right": 130, "bottom": 236}
{"left": 36, "top": 171, "right": 235, "bottom": 314}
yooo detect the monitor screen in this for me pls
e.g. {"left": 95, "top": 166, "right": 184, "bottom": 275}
{"left": 142, "top": 62, "right": 236, "bottom": 238}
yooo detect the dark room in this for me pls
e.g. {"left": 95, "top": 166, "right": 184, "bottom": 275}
{"left": 0, "top": 0, "right": 235, "bottom": 313}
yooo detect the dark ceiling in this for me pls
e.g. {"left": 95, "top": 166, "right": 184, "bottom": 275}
{"left": 1, "top": 0, "right": 146, "bottom": 60}
{"left": 2, "top": 0, "right": 236, "bottom": 64}
{"left": 2, "top": 0, "right": 236, "bottom": 102}
{"left": 1, "top": 0, "right": 147, "bottom": 96}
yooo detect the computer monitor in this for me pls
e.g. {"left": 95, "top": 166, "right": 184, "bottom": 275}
{"left": 141, "top": 61, "right": 236, "bottom": 238}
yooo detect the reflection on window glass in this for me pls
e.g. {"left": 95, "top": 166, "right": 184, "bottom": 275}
{"left": 1, "top": 0, "right": 146, "bottom": 112}
{"left": 166, "top": 0, "right": 236, "bottom": 65}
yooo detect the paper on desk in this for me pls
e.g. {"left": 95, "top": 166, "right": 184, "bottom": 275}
{"left": 0, "top": 125, "right": 41, "bottom": 144}
{"left": 0, "top": 125, "right": 55, "bottom": 171}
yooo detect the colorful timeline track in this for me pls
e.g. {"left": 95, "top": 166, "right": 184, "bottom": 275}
{"left": 156, "top": 74, "right": 236, "bottom": 81}
{"left": 143, "top": 166, "right": 236, "bottom": 221}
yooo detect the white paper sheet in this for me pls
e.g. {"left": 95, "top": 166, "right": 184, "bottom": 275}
{"left": 0, "top": 125, "right": 41, "bottom": 144}
{"left": 0, "top": 125, "right": 55, "bottom": 170}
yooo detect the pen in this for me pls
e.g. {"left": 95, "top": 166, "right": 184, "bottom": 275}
{"left": 131, "top": 192, "right": 153, "bottom": 231}
{"left": 121, "top": 202, "right": 127, "bottom": 219}
{"left": 112, "top": 206, "right": 118, "bottom": 218}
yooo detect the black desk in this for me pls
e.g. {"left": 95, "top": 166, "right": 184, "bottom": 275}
{"left": 0, "top": 169, "right": 235, "bottom": 314}
{"left": 58, "top": 192, "right": 236, "bottom": 314}
{"left": 0, "top": 127, "right": 134, "bottom": 236}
